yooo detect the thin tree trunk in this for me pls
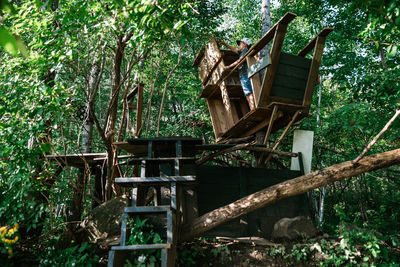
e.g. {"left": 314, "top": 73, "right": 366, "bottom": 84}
{"left": 156, "top": 43, "right": 184, "bottom": 136}
{"left": 181, "top": 148, "right": 400, "bottom": 241}
{"left": 255, "top": 0, "right": 271, "bottom": 167}
{"left": 260, "top": 0, "right": 271, "bottom": 59}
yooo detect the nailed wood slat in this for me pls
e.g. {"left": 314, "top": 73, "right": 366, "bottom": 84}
{"left": 275, "top": 63, "right": 310, "bottom": 80}
{"left": 279, "top": 52, "right": 312, "bottom": 69}
{"left": 270, "top": 85, "right": 305, "bottom": 100}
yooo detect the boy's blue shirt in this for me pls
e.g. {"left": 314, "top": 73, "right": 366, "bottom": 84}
{"left": 238, "top": 47, "right": 249, "bottom": 78}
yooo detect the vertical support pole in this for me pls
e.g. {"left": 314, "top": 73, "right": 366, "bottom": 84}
{"left": 246, "top": 56, "right": 262, "bottom": 109}
{"left": 120, "top": 213, "right": 127, "bottom": 246}
{"left": 171, "top": 182, "right": 176, "bottom": 210}
{"left": 303, "top": 36, "right": 327, "bottom": 110}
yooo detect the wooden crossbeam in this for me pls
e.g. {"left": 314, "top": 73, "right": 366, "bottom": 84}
{"left": 264, "top": 109, "right": 301, "bottom": 165}
{"left": 302, "top": 35, "right": 329, "bottom": 108}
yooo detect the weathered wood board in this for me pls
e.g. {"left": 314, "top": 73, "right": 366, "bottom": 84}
{"left": 196, "top": 166, "right": 310, "bottom": 238}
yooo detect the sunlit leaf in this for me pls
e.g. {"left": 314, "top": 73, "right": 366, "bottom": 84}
{"left": 0, "top": 26, "right": 19, "bottom": 55}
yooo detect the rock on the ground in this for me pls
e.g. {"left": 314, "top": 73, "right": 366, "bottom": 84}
{"left": 81, "top": 195, "right": 128, "bottom": 244}
{"left": 271, "top": 216, "right": 318, "bottom": 240}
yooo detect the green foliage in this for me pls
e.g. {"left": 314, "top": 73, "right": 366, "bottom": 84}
{"left": 36, "top": 242, "right": 99, "bottom": 267}
{"left": 125, "top": 217, "right": 164, "bottom": 266}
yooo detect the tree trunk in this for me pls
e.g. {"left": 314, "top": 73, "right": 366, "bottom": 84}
{"left": 254, "top": 0, "right": 271, "bottom": 167}
{"left": 104, "top": 36, "right": 126, "bottom": 200}
{"left": 260, "top": 0, "right": 271, "bottom": 59}
{"left": 181, "top": 148, "right": 400, "bottom": 241}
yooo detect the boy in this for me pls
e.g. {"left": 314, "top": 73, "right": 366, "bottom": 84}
{"left": 219, "top": 37, "right": 255, "bottom": 110}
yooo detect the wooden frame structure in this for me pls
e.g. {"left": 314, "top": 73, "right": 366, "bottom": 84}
{"left": 194, "top": 12, "right": 333, "bottom": 147}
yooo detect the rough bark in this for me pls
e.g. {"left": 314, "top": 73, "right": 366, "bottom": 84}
{"left": 260, "top": 0, "right": 271, "bottom": 59}
{"left": 181, "top": 148, "right": 400, "bottom": 241}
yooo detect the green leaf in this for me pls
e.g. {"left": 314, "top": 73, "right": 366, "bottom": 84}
{"left": 0, "top": 0, "right": 16, "bottom": 14}
{"left": 40, "top": 143, "right": 51, "bottom": 153}
{"left": 0, "top": 26, "right": 19, "bottom": 55}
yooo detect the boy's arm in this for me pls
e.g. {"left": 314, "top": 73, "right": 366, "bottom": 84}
{"left": 224, "top": 56, "right": 243, "bottom": 70}
{"left": 218, "top": 40, "right": 239, "bottom": 54}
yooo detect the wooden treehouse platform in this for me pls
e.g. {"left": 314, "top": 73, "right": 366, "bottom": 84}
{"left": 194, "top": 12, "right": 333, "bottom": 143}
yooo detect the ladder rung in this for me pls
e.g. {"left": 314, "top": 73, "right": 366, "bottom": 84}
{"left": 124, "top": 206, "right": 171, "bottom": 214}
{"left": 115, "top": 176, "right": 196, "bottom": 186}
{"left": 111, "top": 244, "right": 171, "bottom": 251}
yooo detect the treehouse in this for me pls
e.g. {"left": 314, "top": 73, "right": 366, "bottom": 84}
{"left": 194, "top": 12, "right": 333, "bottom": 143}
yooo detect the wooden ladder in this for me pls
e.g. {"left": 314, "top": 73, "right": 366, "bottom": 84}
{"left": 108, "top": 139, "right": 197, "bottom": 267}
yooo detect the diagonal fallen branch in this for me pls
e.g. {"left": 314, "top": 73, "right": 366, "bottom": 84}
{"left": 182, "top": 148, "right": 400, "bottom": 241}
{"left": 353, "top": 109, "right": 400, "bottom": 163}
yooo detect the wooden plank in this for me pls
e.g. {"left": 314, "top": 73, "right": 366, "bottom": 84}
{"left": 203, "top": 36, "right": 223, "bottom": 85}
{"left": 270, "top": 85, "right": 305, "bottom": 100}
{"left": 125, "top": 206, "right": 170, "bottom": 213}
{"left": 207, "top": 99, "right": 223, "bottom": 138}
{"left": 193, "top": 46, "right": 205, "bottom": 66}
{"left": 247, "top": 56, "right": 270, "bottom": 78}
{"left": 200, "top": 84, "right": 218, "bottom": 98}
{"left": 246, "top": 55, "right": 262, "bottom": 108}
{"left": 220, "top": 80, "right": 240, "bottom": 126}
{"left": 303, "top": 36, "right": 327, "bottom": 108}
{"left": 120, "top": 213, "right": 128, "bottom": 246}
{"left": 275, "top": 63, "right": 310, "bottom": 80}
{"left": 297, "top": 27, "right": 334, "bottom": 57}
{"left": 263, "top": 105, "right": 279, "bottom": 145}
{"left": 273, "top": 74, "right": 308, "bottom": 91}
{"left": 279, "top": 52, "right": 312, "bottom": 69}
{"left": 135, "top": 83, "right": 144, "bottom": 137}
{"left": 267, "top": 96, "right": 302, "bottom": 106}
{"left": 259, "top": 23, "right": 289, "bottom": 107}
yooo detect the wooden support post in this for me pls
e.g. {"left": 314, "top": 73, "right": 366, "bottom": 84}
{"left": 263, "top": 105, "right": 279, "bottom": 145}
{"left": 256, "top": 105, "right": 279, "bottom": 166}
{"left": 246, "top": 56, "right": 262, "bottom": 108}
{"left": 302, "top": 36, "right": 327, "bottom": 109}
{"left": 220, "top": 81, "right": 239, "bottom": 127}
{"left": 258, "top": 23, "right": 289, "bottom": 107}
{"left": 264, "top": 109, "right": 301, "bottom": 165}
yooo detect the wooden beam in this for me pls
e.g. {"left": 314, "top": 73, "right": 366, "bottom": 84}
{"left": 181, "top": 148, "right": 400, "bottom": 241}
{"left": 302, "top": 36, "right": 327, "bottom": 108}
{"left": 220, "top": 81, "right": 239, "bottom": 127}
{"left": 263, "top": 105, "right": 279, "bottom": 145}
{"left": 264, "top": 109, "right": 301, "bottom": 164}
{"left": 297, "top": 27, "right": 334, "bottom": 57}
{"left": 258, "top": 23, "right": 289, "bottom": 107}
{"left": 246, "top": 55, "right": 262, "bottom": 108}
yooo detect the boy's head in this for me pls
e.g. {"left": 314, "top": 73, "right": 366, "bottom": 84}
{"left": 236, "top": 37, "right": 252, "bottom": 50}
